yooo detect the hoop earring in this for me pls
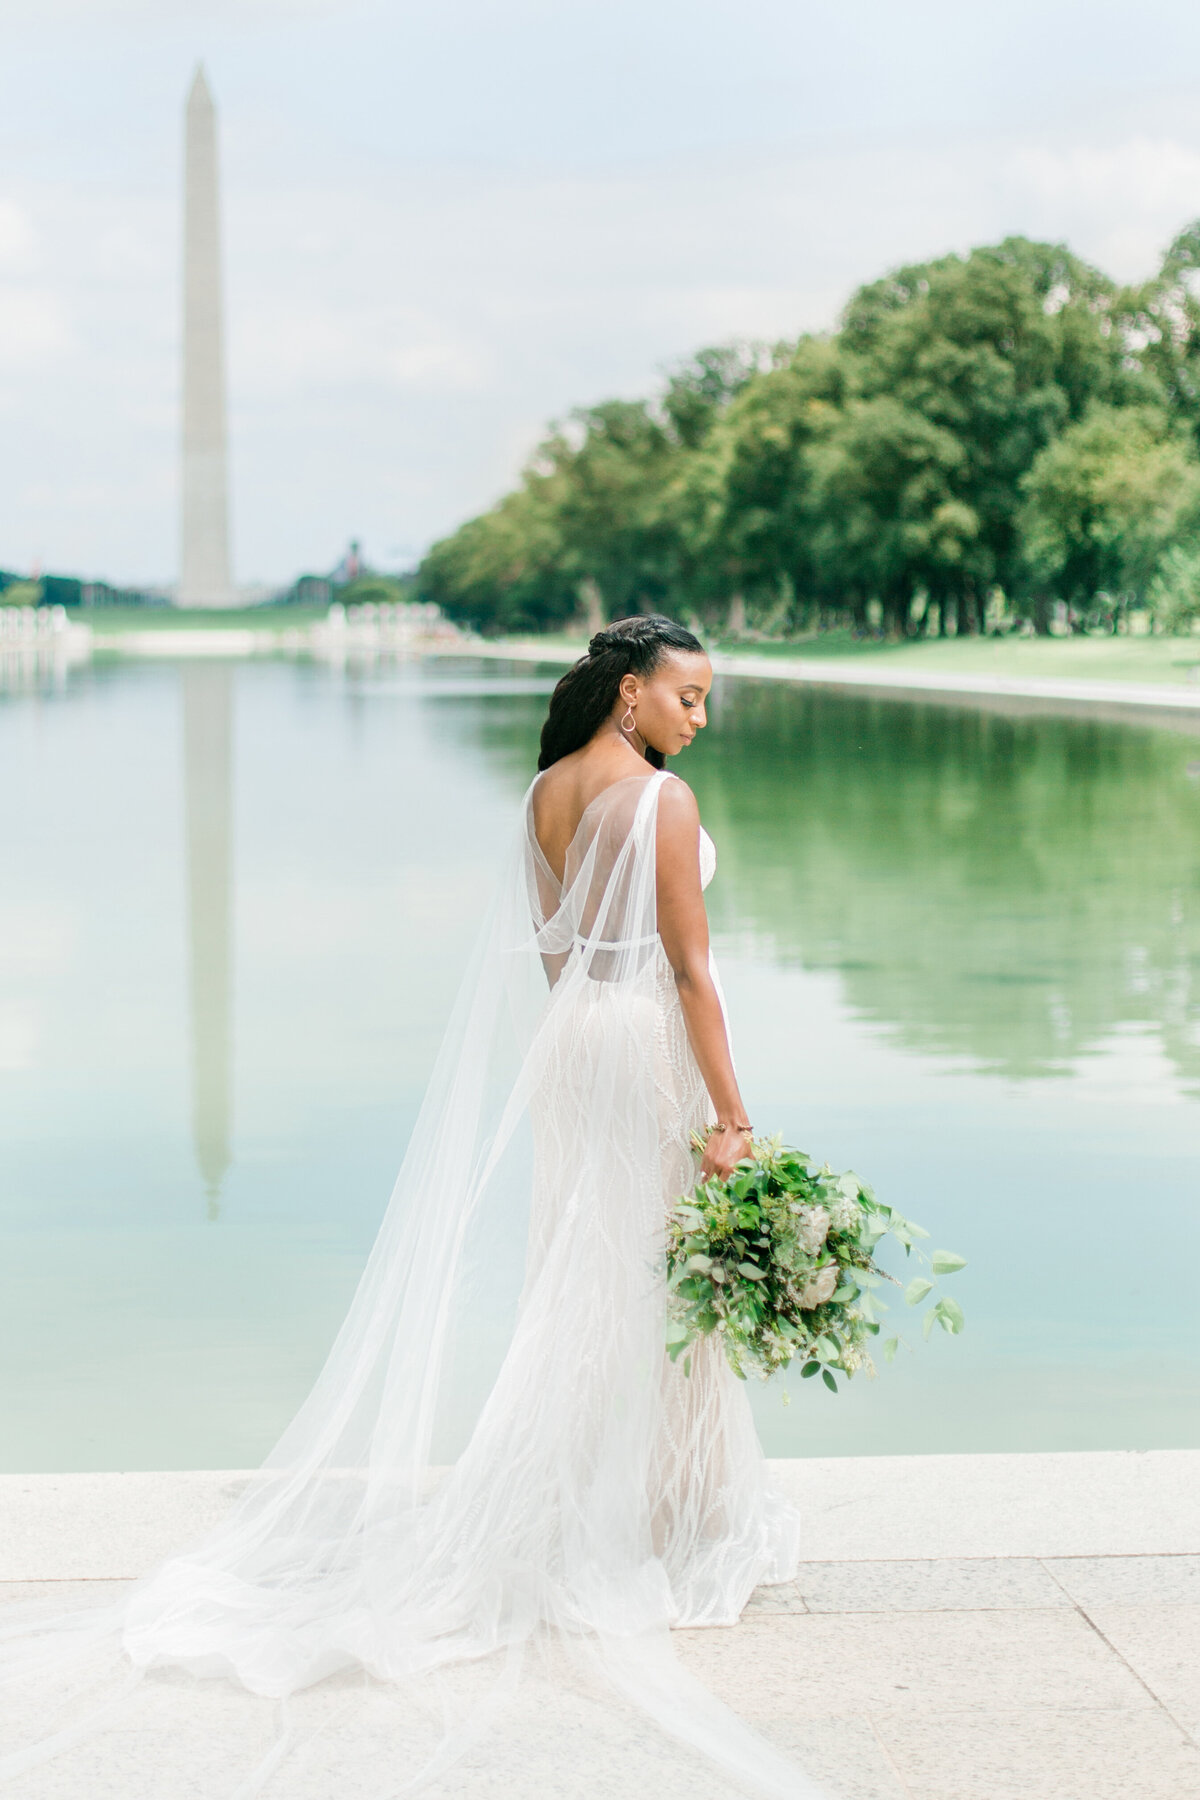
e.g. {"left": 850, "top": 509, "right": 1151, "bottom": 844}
{"left": 620, "top": 703, "right": 636, "bottom": 734}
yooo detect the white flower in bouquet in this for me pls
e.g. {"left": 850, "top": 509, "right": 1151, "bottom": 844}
{"left": 828, "top": 1194, "right": 863, "bottom": 1234}
{"left": 797, "top": 1264, "right": 838, "bottom": 1309}
{"left": 795, "top": 1205, "right": 830, "bottom": 1253}
{"left": 839, "top": 1342, "right": 872, "bottom": 1377}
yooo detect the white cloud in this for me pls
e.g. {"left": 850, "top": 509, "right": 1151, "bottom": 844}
{"left": 0, "top": 288, "right": 71, "bottom": 366}
{"left": 0, "top": 200, "right": 36, "bottom": 271}
{"left": 383, "top": 340, "right": 488, "bottom": 389}
{"left": 237, "top": 303, "right": 489, "bottom": 395}
{"left": 1008, "top": 139, "right": 1200, "bottom": 275}
{"left": 0, "top": 0, "right": 347, "bottom": 17}
{"left": 0, "top": 1008, "right": 37, "bottom": 1072}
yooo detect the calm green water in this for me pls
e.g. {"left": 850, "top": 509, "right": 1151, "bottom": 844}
{"left": 2, "top": 654, "right": 1198, "bottom": 1469}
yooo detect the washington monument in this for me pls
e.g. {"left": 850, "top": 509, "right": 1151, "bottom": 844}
{"left": 181, "top": 65, "right": 234, "bottom": 607}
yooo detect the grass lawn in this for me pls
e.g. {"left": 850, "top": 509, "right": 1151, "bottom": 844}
{"left": 707, "top": 628, "right": 1200, "bottom": 685}
{"left": 490, "top": 628, "right": 1200, "bottom": 688}
{"left": 82, "top": 606, "right": 327, "bottom": 634}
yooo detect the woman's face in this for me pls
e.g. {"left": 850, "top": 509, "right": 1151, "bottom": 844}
{"left": 619, "top": 650, "right": 712, "bottom": 758}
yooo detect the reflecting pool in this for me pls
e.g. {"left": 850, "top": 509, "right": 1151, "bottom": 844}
{"left": 2, "top": 654, "right": 1198, "bottom": 1469}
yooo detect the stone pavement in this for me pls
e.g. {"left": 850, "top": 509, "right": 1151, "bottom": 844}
{"left": 1, "top": 1452, "right": 1197, "bottom": 1799}
{"left": 697, "top": 1550, "right": 1200, "bottom": 1798}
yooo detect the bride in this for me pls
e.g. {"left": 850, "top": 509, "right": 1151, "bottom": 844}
{"left": 2, "top": 615, "right": 820, "bottom": 1798}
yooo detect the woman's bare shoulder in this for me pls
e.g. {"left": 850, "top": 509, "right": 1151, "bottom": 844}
{"left": 656, "top": 772, "right": 699, "bottom": 826}
{"left": 654, "top": 775, "right": 700, "bottom": 876}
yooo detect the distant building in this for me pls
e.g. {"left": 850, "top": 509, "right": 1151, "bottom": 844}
{"left": 330, "top": 540, "right": 363, "bottom": 586}
{"left": 288, "top": 575, "right": 335, "bottom": 607}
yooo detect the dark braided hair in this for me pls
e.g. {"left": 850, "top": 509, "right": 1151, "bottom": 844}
{"left": 537, "top": 614, "right": 705, "bottom": 772}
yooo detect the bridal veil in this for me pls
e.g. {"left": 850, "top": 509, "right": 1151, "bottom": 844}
{"left": 0, "top": 770, "right": 820, "bottom": 1798}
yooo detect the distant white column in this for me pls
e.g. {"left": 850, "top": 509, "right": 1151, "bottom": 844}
{"left": 181, "top": 65, "right": 234, "bottom": 608}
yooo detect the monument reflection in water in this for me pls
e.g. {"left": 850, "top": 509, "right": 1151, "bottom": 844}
{"left": 182, "top": 663, "right": 233, "bottom": 1217}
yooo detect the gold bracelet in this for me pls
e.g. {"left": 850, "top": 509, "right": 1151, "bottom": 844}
{"left": 712, "top": 1121, "right": 753, "bottom": 1135}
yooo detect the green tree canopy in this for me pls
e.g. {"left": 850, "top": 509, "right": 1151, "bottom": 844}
{"left": 671, "top": 339, "right": 845, "bottom": 618}
{"left": 418, "top": 223, "right": 1200, "bottom": 638}
{"left": 1020, "top": 404, "right": 1200, "bottom": 618}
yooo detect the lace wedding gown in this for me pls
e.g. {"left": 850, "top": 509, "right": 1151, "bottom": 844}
{"left": 1, "top": 770, "right": 817, "bottom": 1799}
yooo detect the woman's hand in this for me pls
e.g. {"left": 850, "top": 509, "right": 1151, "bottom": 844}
{"left": 701, "top": 1123, "right": 753, "bottom": 1182}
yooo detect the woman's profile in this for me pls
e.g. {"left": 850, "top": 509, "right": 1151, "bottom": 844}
{"left": 2, "top": 616, "right": 820, "bottom": 1799}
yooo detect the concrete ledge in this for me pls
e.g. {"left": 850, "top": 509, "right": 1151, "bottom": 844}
{"left": 0, "top": 1469, "right": 247, "bottom": 1580}
{"left": 2, "top": 1451, "right": 1196, "bottom": 1582}
{"left": 766, "top": 1449, "right": 1200, "bottom": 1561}
{"left": 92, "top": 629, "right": 274, "bottom": 656}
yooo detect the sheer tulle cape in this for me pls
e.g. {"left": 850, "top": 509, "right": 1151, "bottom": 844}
{"left": 0, "top": 771, "right": 820, "bottom": 1798}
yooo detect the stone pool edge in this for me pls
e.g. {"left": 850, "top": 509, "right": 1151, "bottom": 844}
{"left": 2, "top": 1450, "right": 1196, "bottom": 1582}
{"left": 460, "top": 639, "right": 1200, "bottom": 726}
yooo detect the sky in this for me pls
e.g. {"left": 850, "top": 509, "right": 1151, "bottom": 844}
{"left": 6, "top": 0, "right": 1200, "bottom": 589}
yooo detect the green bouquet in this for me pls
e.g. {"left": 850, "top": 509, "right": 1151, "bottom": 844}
{"left": 665, "top": 1135, "right": 966, "bottom": 1389}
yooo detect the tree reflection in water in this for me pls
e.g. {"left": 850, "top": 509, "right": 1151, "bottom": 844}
{"left": 686, "top": 681, "right": 1200, "bottom": 1092}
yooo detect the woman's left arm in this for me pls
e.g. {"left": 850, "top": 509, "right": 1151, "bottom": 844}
{"left": 655, "top": 780, "right": 752, "bottom": 1181}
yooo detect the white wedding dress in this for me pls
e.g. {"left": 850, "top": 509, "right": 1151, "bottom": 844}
{"left": 0, "top": 770, "right": 818, "bottom": 1798}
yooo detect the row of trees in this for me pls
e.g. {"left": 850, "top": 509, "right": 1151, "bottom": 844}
{"left": 418, "top": 224, "right": 1200, "bottom": 637}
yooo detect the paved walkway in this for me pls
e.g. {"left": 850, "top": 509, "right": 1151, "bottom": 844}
{"left": 63, "top": 625, "right": 1200, "bottom": 731}
{"left": 2, "top": 1452, "right": 1197, "bottom": 1798}
{"left": 464, "top": 638, "right": 1200, "bottom": 730}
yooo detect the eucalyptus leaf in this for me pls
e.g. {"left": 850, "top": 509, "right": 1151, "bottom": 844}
{"left": 905, "top": 1277, "right": 934, "bottom": 1306}
{"left": 935, "top": 1296, "right": 966, "bottom": 1334}
{"left": 931, "top": 1250, "right": 967, "bottom": 1277}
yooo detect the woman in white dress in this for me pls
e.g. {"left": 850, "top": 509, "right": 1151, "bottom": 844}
{"left": 525, "top": 617, "right": 801, "bottom": 1630}
{"left": 2, "top": 616, "right": 817, "bottom": 1799}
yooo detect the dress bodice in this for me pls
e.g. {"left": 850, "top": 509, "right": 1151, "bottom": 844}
{"left": 699, "top": 826, "right": 717, "bottom": 891}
